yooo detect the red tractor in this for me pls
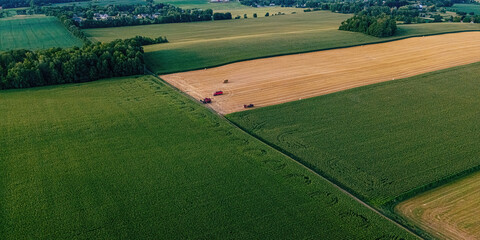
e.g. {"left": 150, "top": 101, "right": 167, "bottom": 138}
{"left": 213, "top": 91, "right": 223, "bottom": 96}
{"left": 244, "top": 104, "right": 254, "bottom": 108}
{"left": 200, "top": 98, "right": 212, "bottom": 104}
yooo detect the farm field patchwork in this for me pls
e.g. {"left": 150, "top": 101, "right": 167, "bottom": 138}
{"left": 85, "top": 11, "right": 480, "bottom": 74}
{"left": 397, "top": 171, "right": 480, "bottom": 240}
{"left": 227, "top": 61, "right": 480, "bottom": 207}
{"left": 161, "top": 32, "right": 480, "bottom": 114}
{"left": 0, "top": 15, "right": 83, "bottom": 51}
{"left": 0, "top": 76, "right": 414, "bottom": 239}
{"left": 143, "top": 21, "right": 480, "bottom": 74}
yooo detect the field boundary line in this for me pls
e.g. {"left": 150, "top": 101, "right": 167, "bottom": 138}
{"left": 225, "top": 119, "right": 424, "bottom": 240}
{"left": 146, "top": 71, "right": 423, "bottom": 239}
{"left": 154, "top": 30, "right": 480, "bottom": 75}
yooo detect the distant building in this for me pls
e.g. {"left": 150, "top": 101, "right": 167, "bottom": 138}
{"left": 72, "top": 16, "right": 83, "bottom": 22}
{"left": 93, "top": 13, "right": 110, "bottom": 20}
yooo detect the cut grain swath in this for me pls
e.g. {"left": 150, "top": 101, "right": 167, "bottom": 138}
{"left": 161, "top": 32, "right": 480, "bottom": 114}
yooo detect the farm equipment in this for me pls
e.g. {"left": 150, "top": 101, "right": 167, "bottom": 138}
{"left": 200, "top": 98, "right": 212, "bottom": 104}
{"left": 213, "top": 91, "right": 223, "bottom": 96}
{"left": 244, "top": 104, "right": 254, "bottom": 108}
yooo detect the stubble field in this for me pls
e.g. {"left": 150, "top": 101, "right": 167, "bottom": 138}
{"left": 161, "top": 32, "right": 480, "bottom": 114}
{"left": 397, "top": 171, "right": 480, "bottom": 240}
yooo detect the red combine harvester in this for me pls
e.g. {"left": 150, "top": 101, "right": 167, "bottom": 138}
{"left": 200, "top": 98, "right": 212, "bottom": 104}
{"left": 213, "top": 91, "right": 223, "bottom": 96}
{"left": 244, "top": 104, "right": 254, "bottom": 108}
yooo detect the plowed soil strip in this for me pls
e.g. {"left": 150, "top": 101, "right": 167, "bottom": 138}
{"left": 160, "top": 32, "right": 480, "bottom": 114}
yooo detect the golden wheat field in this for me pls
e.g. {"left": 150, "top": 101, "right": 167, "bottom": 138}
{"left": 161, "top": 32, "right": 480, "bottom": 114}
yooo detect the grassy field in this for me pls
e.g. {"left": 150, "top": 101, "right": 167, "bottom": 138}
{"left": 227, "top": 62, "right": 480, "bottom": 207}
{"left": 448, "top": 3, "right": 480, "bottom": 15}
{"left": 397, "top": 170, "right": 480, "bottom": 239}
{"left": 85, "top": 11, "right": 347, "bottom": 43}
{"left": 0, "top": 75, "right": 414, "bottom": 239}
{"left": 86, "top": 11, "right": 480, "bottom": 74}
{"left": 0, "top": 15, "right": 83, "bottom": 51}
{"left": 156, "top": 0, "right": 250, "bottom": 10}
{"left": 53, "top": 0, "right": 146, "bottom": 7}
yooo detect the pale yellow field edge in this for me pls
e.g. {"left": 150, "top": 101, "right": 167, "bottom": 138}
{"left": 160, "top": 32, "right": 480, "bottom": 115}
{"left": 396, "top": 171, "right": 480, "bottom": 240}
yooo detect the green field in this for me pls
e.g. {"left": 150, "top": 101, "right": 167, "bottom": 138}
{"left": 227, "top": 62, "right": 480, "bottom": 207}
{"left": 0, "top": 15, "right": 83, "bottom": 51}
{"left": 0, "top": 75, "right": 414, "bottom": 239}
{"left": 85, "top": 11, "right": 480, "bottom": 74}
{"left": 53, "top": 0, "right": 147, "bottom": 7}
{"left": 156, "top": 0, "right": 249, "bottom": 10}
{"left": 85, "top": 10, "right": 342, "bottom": 43}
{"left": 449, "top": 3, "right": 480, "bottom": 15}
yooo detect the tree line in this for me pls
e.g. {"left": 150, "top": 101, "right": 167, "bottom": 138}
{"left": 238, "top": 0, "right": 466, "bottom": 23}
{"left": 339, "top": 13, "right": 397, "bottom": 37}
{"left": 33, "top": 3, "right": 232, "bottom": 29}
{"left": 239, "top": 0, "right": 460, "bottom": 8}
{"left": 448, "top": 14, "right": 480, "bottom": 22}
{"left": 129, "top": 36, "right": 168, "bottom": 45}
{"left": 0, "top": 38, "right": 147, "bottom": 90}
{"left": 57, "top": 14, "right": 91, "bottom": 43}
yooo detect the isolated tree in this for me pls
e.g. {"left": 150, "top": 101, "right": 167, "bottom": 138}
{"left": 244, "top": 13, "right": 247, "bottom": 18}
{"left": 265, "top": 12, "right": 269, "bottom": 16}
{"left": 253, "top": 13, "right": 257, "bottom": 18}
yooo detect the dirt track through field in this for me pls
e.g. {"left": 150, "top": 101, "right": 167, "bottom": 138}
{"left": 160, "top": 32, "right": 480, "bottom": 114}
{"left": 396, "top": 171, "right": 480, "bottom": 240}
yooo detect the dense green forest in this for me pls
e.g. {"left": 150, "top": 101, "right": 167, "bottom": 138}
{"left": 339, "top": 13, "right": 397, "bottom": 37}
{"left": 0, "top": 39, "right": 145, "bottom": 89}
